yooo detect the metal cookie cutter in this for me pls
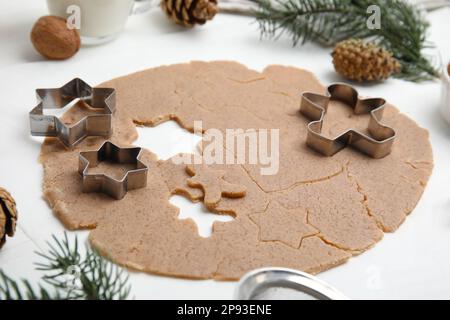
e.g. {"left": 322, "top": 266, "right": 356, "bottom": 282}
{"left": 235, "top": 268, "right": 348, "bottom": 300}
{"left": 29, "top": 78, "right": 116, "bottom": 148}
{"left": 78, "top": 141, "right": 148, "bottom": 200}
{"left": 300, "top": 83, "right": 396, "bottom": 159}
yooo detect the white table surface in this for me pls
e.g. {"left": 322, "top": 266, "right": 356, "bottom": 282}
{"left": 1, "top": 0, "right": 450, "bottom": 300}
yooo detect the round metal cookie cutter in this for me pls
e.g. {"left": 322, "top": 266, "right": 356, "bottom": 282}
{"left": 235, "top": 267, "right": 348, "bottom": 300}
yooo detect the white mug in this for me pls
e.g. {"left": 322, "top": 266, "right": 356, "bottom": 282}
{"left": 47, "top": 0, "right": 154, "bottom": 44}
{"left": 440, "top": 60, "right": 450, "bottom": 124}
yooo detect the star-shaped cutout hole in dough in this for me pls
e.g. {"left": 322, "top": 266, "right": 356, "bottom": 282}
{"left": 250, "top": 201, "right": 318, "bottom": 249}
{"left": 186, "top": 164, "right": 246, "bottom": 210}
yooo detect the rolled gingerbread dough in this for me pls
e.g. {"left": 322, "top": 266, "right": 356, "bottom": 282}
{"left": 40, "top": 61, "right": 433, "bottom": 280}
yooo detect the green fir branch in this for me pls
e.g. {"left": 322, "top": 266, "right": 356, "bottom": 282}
{"left": 252, "top": 0, "right": 439, "bottom": 82}
{"left": 0, "top": 270, "right": 58, "bottom": 300}
{"left": 0, "top": 232, "right": 131, "bottom": 300}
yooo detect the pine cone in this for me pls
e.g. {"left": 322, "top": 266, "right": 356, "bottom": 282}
{"left": 332, "top": 39, "right": 401, "bottom": 82}
{"left": 0, "top": 188, "right": 18, "bottom": 248}
{"left": 161, "top": 0, "right": 218, "bottom": 27}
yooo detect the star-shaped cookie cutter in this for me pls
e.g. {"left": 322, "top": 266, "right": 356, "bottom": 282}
{"left": 29, "top": 78, "right": 116, "bottom": 148}
{"left": 300, "top": 83, "right": 396, "bottom": 159}
{"left": 78, "top": 141, "right": 148, "bottom": 200}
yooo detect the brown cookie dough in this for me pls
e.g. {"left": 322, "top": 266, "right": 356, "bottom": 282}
{"left": 249, "top": 201, "right": 318, "bottom": 249}
{"left": 40, "top": 61, "right": 433, "bottom": 280}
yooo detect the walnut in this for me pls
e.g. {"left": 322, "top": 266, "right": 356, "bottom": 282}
{"left": 30, "top": 16, "right": 80, "bottom": 60}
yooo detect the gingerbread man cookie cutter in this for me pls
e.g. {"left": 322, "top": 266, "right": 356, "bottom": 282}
{"left": 29, "top": 78, "right": 116, "bottom": 148}
{"left": 300, "top": 83, "right": 396, "bottom": 159}
{"left": 78, "top": 141, "right": 148, "bottom": 200}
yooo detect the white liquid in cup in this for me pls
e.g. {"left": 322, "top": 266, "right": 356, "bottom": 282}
{"left": 47, "top": 0, "right": 135, "bottom": 42}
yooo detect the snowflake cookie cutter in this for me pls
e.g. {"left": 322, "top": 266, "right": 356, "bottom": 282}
{"left": 78, "top": 141, "right": 148, "bottom": 200}
{"left": 29, "top": 78, "right": 116, "bottom": 148}
{"left": 300, "top": 83, "right": 396, "bottom": 159}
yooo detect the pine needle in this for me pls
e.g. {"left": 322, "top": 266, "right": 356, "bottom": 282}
{"left": 252, "top": 0, "right": 440, "bottom": 82}
{"left": 0, "top": 232, "right": 131, "bottom": 300}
